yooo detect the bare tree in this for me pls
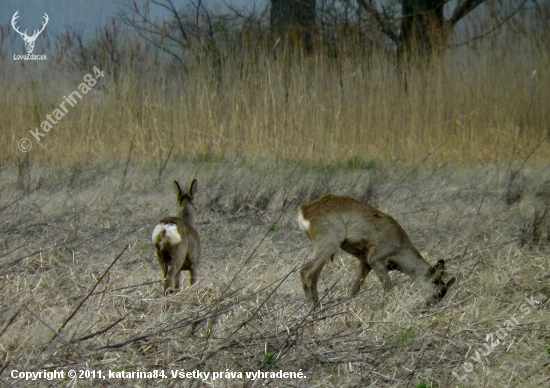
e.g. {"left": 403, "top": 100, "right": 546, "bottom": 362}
{"left": 118, "top": 0, "right": 194, "bottom": 65}
{"left": 356, "top": 0, "right": 529, "bottom": 60}
{"left": 118, "top": 0, "right": 268, "bottom": 66}
{"left": 54, "top": 18, "right": 146, "bottom": 86}
{"left": 270, "top": 0, "right": 317, "bottom": 53}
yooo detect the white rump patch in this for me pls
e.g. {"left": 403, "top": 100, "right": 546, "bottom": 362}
{"left": 152, "top": 223, "right": 181, "bottom": 245}
{"left": 297, "top": 209, "right": 310, "bottom": 231}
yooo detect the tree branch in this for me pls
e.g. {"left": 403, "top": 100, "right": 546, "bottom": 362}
{"left": 356, "top": 0, "right": 399, "bottom": 44}
{"left": 448, "top": 0, "right": 484, "bottom": 27}
{"left": 453, "top": 0, "right": 529, "bottom": 47}
{"left": 119, "top": 0, "right": 190, "bottom": 64}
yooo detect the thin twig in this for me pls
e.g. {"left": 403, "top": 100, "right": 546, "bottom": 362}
{"left": 54, "top": 245, "right": 128, "bottom": 340}
{"left": 382, "top": 137, "right": 455, "bottom": 204}
{"left": 230, "top": 265, "right": 298, "bottom": 336}
{"left": 89, "top": 301, "right": 237, "bottom": 350}
{"left": 0, "top": 351, "right": 9, "bottom": 378}
{"left": 267, "top": 277, "right": 343, "bottom": 371}
{"left": 120, "top": 134, "right": 136, "bottom": 191}
{"left": 90, "top": 269, "right": 299, "bottom": 351}
{"left": 71, "top": 279, "right": 161, "bottom": 301}
{"left": 183, "top": 341, "right": 238, "bottom": 371}
{"left": 157, "top": 145, "right": 173, "bottom": 184}
{"left": 460, "top": 186, "right": 490, "bottom": 279}
{"left": 404, "top": 344, "right": 428, "bottom": 388}
{"left": 23, "top": 305, "right": 88, "bottom": 363}
{"left": 0, "top": 308, "right": 22, "bottom": 338}
{"left": 218, "top": 198, "right": 295, "bottom": 304}
{"left": 72, "top": 315, "right": 128, "bottom": 343}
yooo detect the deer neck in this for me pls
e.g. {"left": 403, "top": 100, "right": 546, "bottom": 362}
{"left": 178, "top": 204, "right": 196, "bottom": 226}
{"left": 394, "top": 247, "right": 432, "bottom": 283}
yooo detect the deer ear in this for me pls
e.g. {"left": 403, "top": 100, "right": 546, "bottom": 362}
{"left": 188, "top": 179, "right": 198, "bottom": 199}
{"left": 174, "top": 180, "right": 184, "bottom": 202}
{"left": 446, "top": 277, "right": 456, "bottom": 288}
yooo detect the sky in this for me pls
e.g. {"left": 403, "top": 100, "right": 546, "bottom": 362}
{"left": 1, "top": 0, "right": 269, "bottom": 39}
{"left": 2, "top": 0, "right": 540, "bottom": 58}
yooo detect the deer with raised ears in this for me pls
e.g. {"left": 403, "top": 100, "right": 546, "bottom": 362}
{"left": 152, "top": 179, "right": 201, "bottom": 295}
{"left": 297, "top": 195, "right": 456, "bottom": 307}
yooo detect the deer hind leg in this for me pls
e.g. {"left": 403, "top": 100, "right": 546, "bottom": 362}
{"left": 156, "top": 253, "right": 172, "bottom": 295}
{"left": 351, "top": 261, "right": 371, "bottom": 296}
{"left": 300, "top": 245, "right": 338, "bottom": 305}
{"left": 164, "top": 243, "right": 187, "bottom": 294}
{"left": 157, "top": 254, "right": 168, "bottom": 280}
{"left": 163, "top": 266, "right": 178, "bottom": 295}
{"left": 182, "top": 254, "right": 197, "bottom": 286}
{"left": 164, "top": 258, "right": 184, "bottom": 295}
{"left": 174, "top": 270, "right": 181, "bottom": 290}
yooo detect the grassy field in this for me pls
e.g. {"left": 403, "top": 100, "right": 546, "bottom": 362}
{"left": 2, "top": 24, "right": 549, "bottom": 165}
{"left": 1, "top": 157, "right": 549, "bottom": 387}
{"left": 1, "top": 8, "right": 550, "bottom": 386}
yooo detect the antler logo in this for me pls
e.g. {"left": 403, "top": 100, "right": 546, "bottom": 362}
{"left": 11, "top": 10, "right": 49, "bottom": 54}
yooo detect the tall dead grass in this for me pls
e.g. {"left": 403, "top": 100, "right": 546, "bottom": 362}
{"left": 1, "top": 159, "right": 549, "bottom": 387}
{"left": 1, "top": 21, "right": 549, "bottom": 165}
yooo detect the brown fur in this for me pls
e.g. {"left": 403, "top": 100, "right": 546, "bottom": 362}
{"left": 152, "top": 179, "right": 201, "bottom": 295}
{"left": 298, "top": 195, "right": 455, "bottom": 306}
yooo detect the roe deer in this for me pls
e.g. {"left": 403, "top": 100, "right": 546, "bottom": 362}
{"left": 152, "top": 179, "right": 201, "bottom": 295}
{"left": 298, "top": 195, "right": 456, "bottom": 306}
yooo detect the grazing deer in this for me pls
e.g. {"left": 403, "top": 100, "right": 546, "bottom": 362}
{"left": 297, "top": 195, "right": 456, "bottom": 306}
{"left": 152, "top": 179, "right": 201, "bottom": 295}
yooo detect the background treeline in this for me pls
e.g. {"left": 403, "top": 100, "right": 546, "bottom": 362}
{"left": 1, "top": 0, "right": 548, "bottom": 164}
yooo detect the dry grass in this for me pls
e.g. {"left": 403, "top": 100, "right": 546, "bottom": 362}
{"left": 1, "top": 9, "right": 550, "bottom": 386}
{"left": 2, "top": 27, "right": 549, "bottom": 165}
{"left": 1, "top": 158, "right": 549, "bottom": 387}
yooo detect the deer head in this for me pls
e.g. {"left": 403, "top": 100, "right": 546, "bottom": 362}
{"left": 11, "top": 11, "right": 49, "bottom": 54}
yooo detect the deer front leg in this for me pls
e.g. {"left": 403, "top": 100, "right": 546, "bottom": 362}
{"left": 371, "top": 263, "right": 392, "bottom": 292}
{"left": 367, "top": 247, "right": 394, "bottom": 292}
{"left": 351, "top": 261, "right": 371, "bottom": 296}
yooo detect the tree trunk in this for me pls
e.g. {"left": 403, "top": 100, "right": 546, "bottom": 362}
{"left": 398, "top": 0, "right": 447, "bottom": 60}
{"left": 270, "top": 0, "right": 316, "bottom": 53}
